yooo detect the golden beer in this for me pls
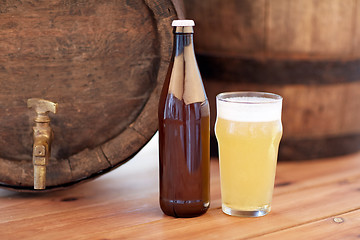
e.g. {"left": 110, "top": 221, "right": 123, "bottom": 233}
{"left": 215, "top": 92, "right": 283, "bottom": 217}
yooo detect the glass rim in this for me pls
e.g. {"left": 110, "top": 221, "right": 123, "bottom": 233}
{"left": 216, "top": 91, "right": 283, "bottom": 104}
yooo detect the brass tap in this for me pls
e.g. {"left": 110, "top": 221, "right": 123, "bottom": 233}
{"left": 27, "top": 98, "right": 58, "bottom": 190}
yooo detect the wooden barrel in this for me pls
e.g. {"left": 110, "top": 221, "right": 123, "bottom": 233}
{"left": 0, "top": 0, "right": 184, "bottom": 191}
{"left": 184, "top": 0, "right": 360, "bottom": 160}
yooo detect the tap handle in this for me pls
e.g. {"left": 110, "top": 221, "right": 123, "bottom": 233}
{"left": 28, "top": 98, "right": 58, "bottom": 123}
{"left": 27, "top": 98, "right": 58, "bottom": 115}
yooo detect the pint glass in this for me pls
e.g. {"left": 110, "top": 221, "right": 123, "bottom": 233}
{"left": 215, "top": 92, "right": 283, "bottom": 217}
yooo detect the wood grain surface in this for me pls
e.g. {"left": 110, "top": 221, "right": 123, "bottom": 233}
{"left": 0, "top": 134, "right": 359, "bottom": 239}
{"left": 184, "top": 0, "right": 360, "bottom": 59}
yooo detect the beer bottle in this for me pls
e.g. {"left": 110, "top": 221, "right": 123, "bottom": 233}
{"left": 158, "top": 20, "right": 210, "bottom": 218}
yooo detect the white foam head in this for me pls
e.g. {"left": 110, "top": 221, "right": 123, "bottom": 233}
{"left": 172, "top": 20, "right": 195, "bottom": 27}
{"left": 216, "top": 93, "right": 282, "bottom": 122}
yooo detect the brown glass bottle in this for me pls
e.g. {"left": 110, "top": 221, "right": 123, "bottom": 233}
{"left": 158, "top": 20, "right": 210, "bottom": 218}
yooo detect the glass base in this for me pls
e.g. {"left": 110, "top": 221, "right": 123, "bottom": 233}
{"left": 222, "top": 204, "right": 271, "bottom": 217}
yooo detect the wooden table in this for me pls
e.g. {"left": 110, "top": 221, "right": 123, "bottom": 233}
{"left": 1, "top": 134, "right": 359, "bottom": 239}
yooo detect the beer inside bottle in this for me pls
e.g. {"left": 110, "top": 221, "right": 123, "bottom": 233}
{"left": 158, "top": 20, "right": 210, "bottom": 217}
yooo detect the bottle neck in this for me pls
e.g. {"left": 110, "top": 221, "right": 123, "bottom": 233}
{"left": 168, "top": 26, "right": 206, "bottom": 104}
{"left": 174, "top": 26, "right": 194, "bottom": 34}
{"left": 174, "top": 33, "right": 194, "bottom": 57}
{"left": 173, "top": 26, "right": 194, "bottom": 57}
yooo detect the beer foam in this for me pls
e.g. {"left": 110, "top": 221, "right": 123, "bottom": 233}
{"left": 217, "top": 96, "right": 282, "bottom": 122}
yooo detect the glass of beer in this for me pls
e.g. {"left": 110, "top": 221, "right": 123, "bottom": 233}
{"left": 215, "top": 92, "right": 283, "bottom": 217}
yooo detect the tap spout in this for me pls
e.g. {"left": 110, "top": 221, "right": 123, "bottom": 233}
{"left": 28, "top": 99, "right": 58, "bottom": 190}
{"left": 32, "top": 124, "right": 52, "bottom": 189}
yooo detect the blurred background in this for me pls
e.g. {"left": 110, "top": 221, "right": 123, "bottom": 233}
{"left": 183, "top": 0, "right": 360, "bottom": 160}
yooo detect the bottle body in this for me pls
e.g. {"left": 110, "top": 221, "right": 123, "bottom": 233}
{"left": 158, "top": 23, "right": 210, "bottom": 218}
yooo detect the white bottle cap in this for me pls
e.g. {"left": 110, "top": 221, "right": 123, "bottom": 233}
{"left": 172, "top": 20, "right": 195, "bottom": 27}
